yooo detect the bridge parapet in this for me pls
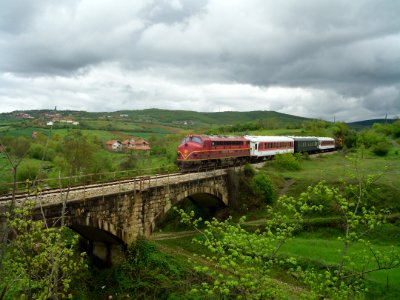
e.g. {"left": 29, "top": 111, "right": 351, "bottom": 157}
{"left": 0, "top": 169, "right": 231, "bottom": 250}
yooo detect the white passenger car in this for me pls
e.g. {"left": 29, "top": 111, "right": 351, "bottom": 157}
{"left": 317, "top": 137, "right": 336, "bottom": 151}
{"left": 245, "top": 136, "right": 294, "bottom": 161}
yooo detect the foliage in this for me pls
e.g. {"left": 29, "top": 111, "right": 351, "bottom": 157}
{"left": 333, "top": 122, "right": 357, "bottom": 149}
{"left": 1, "top": 136, "right": 32, "bottom": 158}
{"left": 16, "top": 161, "right": 39, "bottom": 182}
{"left": 175, "top": 158, "right": 400, "bottom": 299}
{"left": 61, "top": 131, "right": 96, "bottom": 175}
{"left": 302, "top": 119, "right": 331, "bottom": 136}
{"left": 243, "top": 163, "right": 256, "bottom": 177}
{"left": 175, "top": 194, "right": 323, "bottom": 299}
{"left": 87, "top": 237, "right": 198, "bottom": 299}
{"left": 120, "top": 151, "right": 139, "bottom": 170}
{"left": 29, "top": 143, "right": 46, "bottom": 160}
{"left": 373, "top": 120, "right": 400, "bottom": 138}
{"left": 357, "top": 129, "right": 388, "bottom": 148}
{"left": 251, "top": 174, "right": 276, "bottom": 205}
{"left": 371, "top": 141, "right": 391, "bottom": 156}
{"left": 0, "top": 202, "right": 88, "bottom": 299}
{"left": 274, "top": 153, "right": 302, "bottom": 170}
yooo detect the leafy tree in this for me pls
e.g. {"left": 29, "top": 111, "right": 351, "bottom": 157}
{"left": 175, "top": 194, "right": 322, "bottom": 299}
{"left": 243, "top": 163, "right": 256, "bottom": 177}
{"left": 371, "top": 141, "right": 391, "bottom": 156}
{"left": 16, "top": 161, "right": 39, "bottom": 182}
{"left": 0, "top": 202, "right": 87, "bottom": 299}
{"left": 333, "top": 122, "right": 357, "bottom": 149}
{"left": 29, "top": 143, "right": 45, "bottom": 160}
{"left": 89, "top": 151, "right": 113, "bottom": 174}
{"left": 251, "top": 174, "right": 276, "bottom": 204}
{"left": 61, "top": 131, "right": 95, "bottom": 175}
{"left": 357, "top": 129, "right": 387, "bottom": 148}
{"left": 301, "top": 158, "right": 400, "bottom": 299}
{"left": 120, "top": 151, "right": 138, "bottom": 170}
{"left": 176, "top": 158, "right": 400, "bottom": 299}
{"left": 274, "top": 153, "right": 301, "bottom": 170}
{"left": 302, "top": 119, "right": 330, "bottom": 136}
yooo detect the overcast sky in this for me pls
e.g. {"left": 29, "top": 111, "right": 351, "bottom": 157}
{"left": 0, "top": 0, "right": 399, "bottom": 122}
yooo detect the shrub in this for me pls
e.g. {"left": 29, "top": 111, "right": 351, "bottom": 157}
{"left": 358, "top": 130, "right": 387, "bottom": 148}
{"left": 29, "top": 143, "right": 45, "bottom": 159}
{"left": 17, "top": 162, "right": 39, "bottom": 181}
{"left": 251, "top": 174, "right": 276, "bottom": 204}
{"left": 243, "top": 163, "right": 255, "bottom": 177}
{"left": 371, "top": 142, "right": 391, "bottom": 156}
{"left": 274, "top": 153, "right": 301, "bottom": 170}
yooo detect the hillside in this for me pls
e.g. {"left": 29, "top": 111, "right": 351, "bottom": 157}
{"left": 0, "top": 108, "right": 311, "bottom": 128}
{"left": 348, "top": 118, "right": 397, "bottom": 130}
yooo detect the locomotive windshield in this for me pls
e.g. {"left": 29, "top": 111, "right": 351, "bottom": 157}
{"left": 181, "top": 137, "right": 190, "bottom": 144}
{"left": 191, "top": 136, "right": 202, "bottom": 144}
{"left": 181, "top": 136, "right": 202, "bottom": 144}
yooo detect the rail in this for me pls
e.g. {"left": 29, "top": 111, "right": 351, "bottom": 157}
{"left": 0, "top": 166, "right": 230, "bottom": 204}
{"left": 0, "top": 151, "right": 338, "bottom": 203}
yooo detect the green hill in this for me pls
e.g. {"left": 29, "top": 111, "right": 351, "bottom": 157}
{"left": 1, "top": 108, "right": 311, "bottom": 128}
{"left": 348, "top": 119, "right": 396, "bottom": 130}
{"left": 103, "top": 108, "right": 310, "bottom": 127}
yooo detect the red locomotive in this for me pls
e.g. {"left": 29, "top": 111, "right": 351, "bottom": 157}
{"left": 177, "top": 135, "right": 250, "bottom": 171}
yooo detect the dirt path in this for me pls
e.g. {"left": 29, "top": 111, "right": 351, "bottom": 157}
{"left": 278, "top": 179, "right": 295, "bottom": 196}
{"left": 151, "top": 230, "right": 197, "bottom": 241}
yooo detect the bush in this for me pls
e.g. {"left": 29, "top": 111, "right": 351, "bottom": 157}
{"left": 243, "top": 163, "right": 255, "bottom": 177}
{"left": 274, "top": 153, "right": 301, "bottom": 170}
{"left": 371, "top": 142, "right": 391, "bottom": 156}
{"left": 29, "top": 143, "right": 45, "bottom": 159}
{"left": 358, "top": 130, "right": 387, "bottom": 148}
{"left": 251, "top": 174, "right": 276, "bottom": 204}
{"left": 17, "top": 162, "right": 39, "bottom": 181}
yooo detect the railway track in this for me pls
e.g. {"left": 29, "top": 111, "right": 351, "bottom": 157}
{"left": 0, "top": 151, "right": 338, "bottom": 203}
{"left": 0, "top": 172, "right": 183, "bottom": 202}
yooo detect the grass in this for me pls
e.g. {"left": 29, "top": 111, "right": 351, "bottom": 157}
{"left": 281, "top": 230, "right": 400, "bottom": 299}
{"left": 153, "top": 149, "right": 400, "bottom": 298}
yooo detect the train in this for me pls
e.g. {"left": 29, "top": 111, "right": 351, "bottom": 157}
{"left": 176, "top": 134, "right": 335, "bottom": 171}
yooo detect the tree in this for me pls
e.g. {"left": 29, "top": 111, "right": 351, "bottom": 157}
{"left": 176, "top": 158, "right": 400, "bottom": 299}
{"left": 333, "top": 122, "right": 357, "bottom": 149}
{"left": 175, "top": 193, "right": 322, "bottom": 299}
{"left": 0, "top": 202, "right": 87, "bottom": 299}
{"left": 251, "top": 174, "right": 276, "bottom": 204}
{"left": 1, "top": 128, "right": 88, "bottom": 299}
{"left": 61, "top": 131, "right": 95, "bottom": 175}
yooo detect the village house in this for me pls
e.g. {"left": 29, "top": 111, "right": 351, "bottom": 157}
{"left": 106, "top": 140, "right": 122, "bottom": 151}
{"left": 122, "top": 138, "right": 151, "bottom": 151}
{"left": 133, "top": 138, "right": 151, "bottom": 151}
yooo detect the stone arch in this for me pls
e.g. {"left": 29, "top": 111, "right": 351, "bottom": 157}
{"left": 65, "top": 216, "right": 125, "bottom": 266}
{"left": 173, "top": 185, "right": 228, "bottom": 207}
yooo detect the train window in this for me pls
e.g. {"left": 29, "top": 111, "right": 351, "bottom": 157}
{"left": 192, "top": 137, "right": 202, "bottom": 144}
{"left": 181, "top": 137, "right": 190, "bottom": 144}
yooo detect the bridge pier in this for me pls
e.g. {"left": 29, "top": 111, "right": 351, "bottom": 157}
{"left": 91, "top": 241, "right": 124, "bottom": 266}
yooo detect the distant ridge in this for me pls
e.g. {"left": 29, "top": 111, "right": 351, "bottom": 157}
{"left": 1, "top": 108, "right": 311, "bottom": 127}
{"left": 2, "top": 109, "right": 397, "bottom": 129}
{"left": 348, "top": 118, "right": 397, "bottom": 130}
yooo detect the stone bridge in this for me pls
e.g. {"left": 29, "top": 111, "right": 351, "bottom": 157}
{"left": 1, "top": 169, "right": 235, "bottom": 264}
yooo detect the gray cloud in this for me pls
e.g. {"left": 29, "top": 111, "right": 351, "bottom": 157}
{"left": 0, "top": 0, "right": 399, "bottom": 121}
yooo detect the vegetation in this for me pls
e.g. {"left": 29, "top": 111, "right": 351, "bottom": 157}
{"left": 1, "top": 110, "right": 399, "bottom": 298}
{"left": 0, "top": 202, "right": 87, "bottom": 299}
{"left": 171, "top": 156, "right": 400, "bottom": 299}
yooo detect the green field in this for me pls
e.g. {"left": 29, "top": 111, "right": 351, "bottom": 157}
{"left": 153, "top": 150, "right": 400, "bottom": 299}
{"left": 1, "top": 110, "right": 400, "bottom": 298}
